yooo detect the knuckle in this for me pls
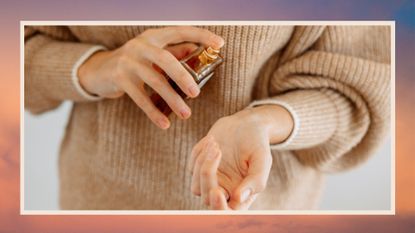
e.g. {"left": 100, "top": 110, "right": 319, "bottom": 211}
{"left": 157, "top": 50, "right": 174, "bottom": 64}
{"left": 140, "top": 28, "right": 156, "bottom": 38}
{"left": 122, "top": 40, "right": 133, "bottom": 50}
{"left": 124, "top": 39, "right": 139, "bottom": 51}
{"left": 126, "top": 38, "right": 148, "bottom": 54}
{"left": 149, "top": 76, "right": 164, "bottom": 90}
{"left": 201, "top": 167, "right": 212, "bottom": 178}
{"left": 175, "top": 27, "right": 186, "bottom": 40}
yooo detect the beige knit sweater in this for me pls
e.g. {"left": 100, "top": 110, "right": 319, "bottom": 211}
{"left": 24, "top": 25, "right": 390, "bottom": 210}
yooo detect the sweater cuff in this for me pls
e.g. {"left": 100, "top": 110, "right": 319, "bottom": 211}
{"left": 72, "top": 45, "right": 107, "bottom": 101}
{"left": 28, "top": 38, "right": 107, "bottom": 102}
{"left": 248, "top": 90, "right": 338, "bottom": 150}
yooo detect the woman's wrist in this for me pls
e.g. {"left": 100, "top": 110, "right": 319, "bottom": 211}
{"left": 243, "top": 105, "right": 294, "bottom": 145}
{"left": 78, "top": 50, "right": 112, "bottom": 96}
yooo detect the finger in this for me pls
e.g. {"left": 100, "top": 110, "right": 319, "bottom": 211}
{"left": 229, "top": 193, "right": 258, "bottom": 210}
{"left": 165, "top": 43, "right": 198, "bottom": 60}
{"left": 233, "top": 150, "right": 273, "bottom": 203}
{"left": 132, "top": 62, "right": 192, "bottom": 119}
{"left": 144, "top": 45, "right": 200, "bottom": 98}
{"left": 190, "top": 152, "right": 205, "bottom": 196}
{"left": 188, "top": 135, "right": 214, "bottom": 174}
{"left": 200, "top": 143, "right": 222, "bottom": 206}
{"left": 153, "top": 26, "right": 224, "bottom": 50}
{"left": 216, "top": 174, "right": 231, "bottom": 201}
{"left": 218, "top": 186, "right": 230, "bottom": 203}
{"left": 191, "top": 138, "right": 214, "bottom": 196}
{"left": 117, "top": 77, "right": 170, "bottom": 130}
{"left": 209, "top": 187, "right": 228, "bottom": 210}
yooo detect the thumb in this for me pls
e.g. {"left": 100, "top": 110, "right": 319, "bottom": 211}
{"left": 209, "top": 187, "right": 228, "bottom": 210}
{"left": 234, "top": 150, "right": 272, "bottom": 203}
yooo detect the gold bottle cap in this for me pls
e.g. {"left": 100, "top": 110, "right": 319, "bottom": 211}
{"left": 199, "top": 47, "right": 220, "bottom": 65}
{"left": 207, "top": 47, "right": 220, "bottom": 55}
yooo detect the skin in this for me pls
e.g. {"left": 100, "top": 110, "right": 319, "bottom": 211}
{"left": 78, "top": 26, "right": 225, "bottom": 129}
{"left": 78, "top": 26, "right": 294, "bottom": 210}
{"left": 189, "top": 105, "right": 294, "bottom": 210}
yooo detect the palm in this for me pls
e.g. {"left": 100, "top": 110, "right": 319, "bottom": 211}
{"left": 190, "top": 105, "right": 293, "bottom": 210}
{"left": 206, "top": 116, "right": 271, "bottom": 207}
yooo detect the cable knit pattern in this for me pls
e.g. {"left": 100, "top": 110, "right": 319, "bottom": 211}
{"left": 24, "top": 25, "right": 390, "bottom": 210}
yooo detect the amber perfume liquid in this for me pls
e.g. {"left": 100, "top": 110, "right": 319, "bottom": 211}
{"left": 150, "top": 46, "right": 223, "bottom": 117}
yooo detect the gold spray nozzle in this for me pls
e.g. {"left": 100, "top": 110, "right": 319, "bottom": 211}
{"left": 199, "top": 47, "right": 220, "bottom": 65}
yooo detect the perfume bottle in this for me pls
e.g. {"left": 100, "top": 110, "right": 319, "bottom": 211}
{"left": 150, "top": 46, "right": 224, "bottom": 116}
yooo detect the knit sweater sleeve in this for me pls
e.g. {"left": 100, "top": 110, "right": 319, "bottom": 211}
{"left": 249, "top": 26, "right": 391, "bottom": 172}
{"left": 24, "top": 26, "right": 106, "bottom": 114}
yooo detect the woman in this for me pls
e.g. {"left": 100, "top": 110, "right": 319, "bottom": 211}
{"left": 25, "top": 25, "right": 390, "bottom": 210}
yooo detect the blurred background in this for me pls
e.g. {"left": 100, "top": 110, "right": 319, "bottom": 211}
{"left": 24, "top": 101, "right": 392, "bottom": 210}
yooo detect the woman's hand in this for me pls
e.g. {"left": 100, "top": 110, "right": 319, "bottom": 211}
{"left": 189, "top": 105, "right": 294, "bottom": 210}
{"left": 78, "top": 26, "right": 224, "bottom": 129}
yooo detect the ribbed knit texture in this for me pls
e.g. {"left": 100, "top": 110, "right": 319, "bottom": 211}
{"left": 24, "top": 25, "right": 390, "bottom": 210}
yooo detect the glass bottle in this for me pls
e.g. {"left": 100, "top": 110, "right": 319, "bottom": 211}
{"left": 150, "top": 46, "right": 224, "bottom": 116}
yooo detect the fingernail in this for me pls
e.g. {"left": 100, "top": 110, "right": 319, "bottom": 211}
{"left": 240, "top": 189, "right": 251, "bottom": 202}
{"left": 219, "top": 187, "right": 230, "bottom": 201}
{"left": 216, "top": 37, "right": 225, "bottom": 48}
{"left": 188, "top": 85, "right": 200, "bottom": 98}
{"left": 206, "top": 149, "right": 219, "bottom": 161}
{"left": 224, "top": 192, "right": 230, "bottom": 202}
{"left": 180, "top": 108, "right": 191, "bottom": 119}
{"left": 157, "top": 118, "right": 170, "bottom": 129}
